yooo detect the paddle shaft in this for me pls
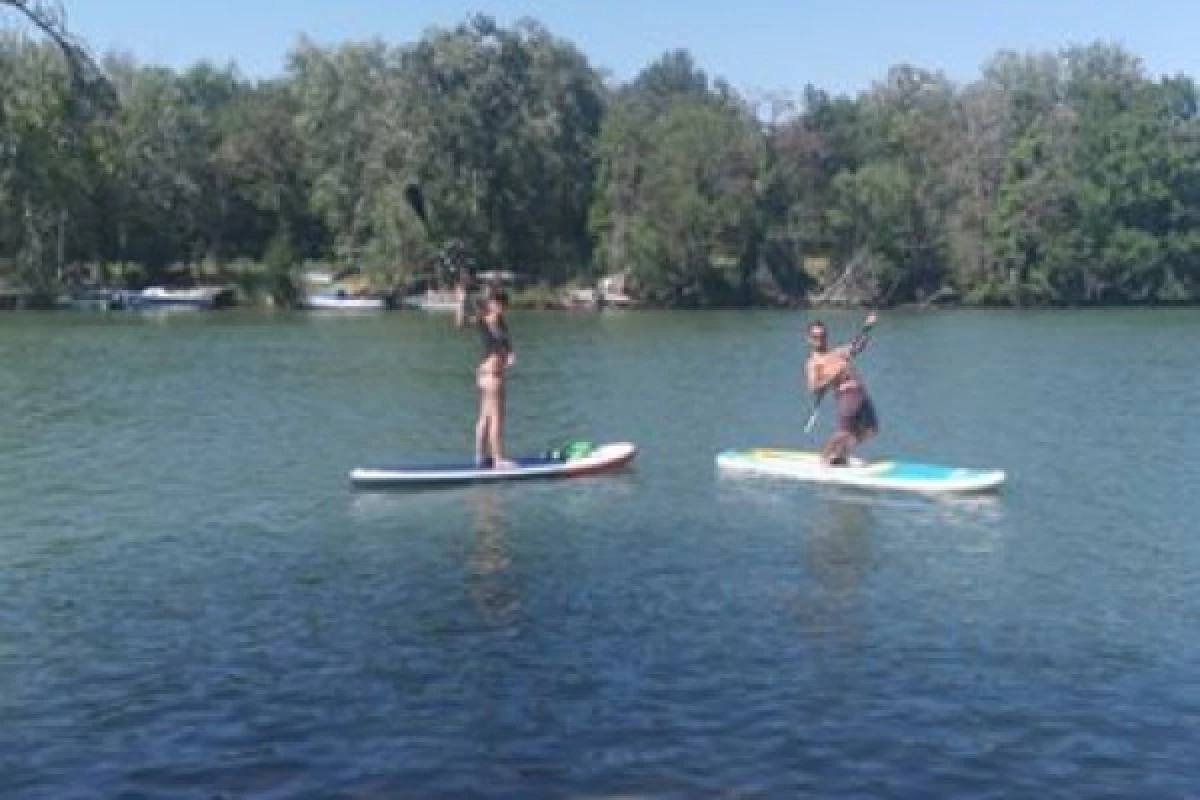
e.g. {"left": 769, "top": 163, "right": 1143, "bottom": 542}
{"left": 404, "top": 184, "right": 429, "bottom": 230}
{"left": 406, "top": 184, "right": 474, "bottom": 287}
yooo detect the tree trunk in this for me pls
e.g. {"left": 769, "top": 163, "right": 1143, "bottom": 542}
{"left": 57, "top": 207, "right": 67, "bottom": 280}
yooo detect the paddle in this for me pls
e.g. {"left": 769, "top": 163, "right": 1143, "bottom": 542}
{"left": 802, "top": 398, "right": 823, "bottom": 434}
{"left": 804, "top": 312, "right": 877, "bottom": 433}
{"left": 404, "top": 183, "right": 429, "bottom": 230}
{"left": 406, "top": 183, "right": 483, "bottom": 330}
{"left": 405, "top": 183, "right": 465, "bottom": 282}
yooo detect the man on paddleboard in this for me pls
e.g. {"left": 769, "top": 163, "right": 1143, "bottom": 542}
{"left": 805, "top": 313, "right": 878, "bottom": 465}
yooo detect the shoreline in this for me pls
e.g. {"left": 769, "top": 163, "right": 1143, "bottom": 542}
{"left": 7, "top": 274, "right": 1200, "bottom": 314}
{"left": 7, "top": 296, "right": 1200, "bottom": 315}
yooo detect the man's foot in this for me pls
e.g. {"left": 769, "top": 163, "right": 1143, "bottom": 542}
{"left": 476, "top": 455, "right": 492, "bottom": 468}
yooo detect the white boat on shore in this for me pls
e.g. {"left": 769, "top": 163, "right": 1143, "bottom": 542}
{"left": 300, "top": 288, "right": 387, "bottom": 311}
{"left": 132, "top": 286, "right": 235, "bottom": 311}
{"left": 400, "top": 289, "right": 464, "bottom": 312}
{"left": 598, "top": 273, "right": 636, "bottom": 309}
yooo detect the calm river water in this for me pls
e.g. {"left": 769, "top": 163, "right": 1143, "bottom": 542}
{"left": 1, "top": 309, "right": 1198, "bottom": 797}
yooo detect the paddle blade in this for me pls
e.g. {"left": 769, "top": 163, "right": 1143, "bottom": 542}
{"left": 404, "top": 184, "right": 427, "bottom": 225}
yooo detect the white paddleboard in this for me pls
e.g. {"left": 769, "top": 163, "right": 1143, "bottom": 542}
{"left": 350, "top": 442, "right": 637, "bottom": 489}
{"left": 716, "top": 448, "right": 1005, "bottom": 494}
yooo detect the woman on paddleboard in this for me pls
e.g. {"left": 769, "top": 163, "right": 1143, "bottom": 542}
{"left": 476, "top": 288, "right": 515, "bottom": 469}
{"left": 805, "top": 313, "right": 879, "bottom": 465}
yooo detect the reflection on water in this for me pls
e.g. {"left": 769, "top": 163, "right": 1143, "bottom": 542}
{"left": 464, "top": 490, "right": 520, "bottom": 629}
{"left": 347, "top": 486, "right": 523, "bottom": 630}
{"left": 810, "top": 496, "right": 875, "bottom": 595}
{"left": 794, "top": 496, "right": 875, "bottom": 650}
{"left": 346, "top": 483, "right": 475, "bottom": 519}
{"left": 716, "top": 471, "right": 1013, "bottom": 662}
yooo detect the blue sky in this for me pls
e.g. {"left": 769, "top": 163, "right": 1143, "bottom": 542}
{"left": 29, "top": 0, "right": 1200, "bottom": 95}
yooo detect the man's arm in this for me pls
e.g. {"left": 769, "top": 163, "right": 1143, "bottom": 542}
{"left": 803, "top": 358, "right": 827, "bottom": 433}
{"left": 804, "top": 357, "right": 822, "bottom": 393}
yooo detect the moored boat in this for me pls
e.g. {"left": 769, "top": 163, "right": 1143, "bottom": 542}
{"left": 300, "top": 287, "right": 387, "bottom": 310}
{"left": 131, "top": 286, "right": 235, "bottom": 311}
{"left": 400, "top": 288, "right": 464, "bottom": 312}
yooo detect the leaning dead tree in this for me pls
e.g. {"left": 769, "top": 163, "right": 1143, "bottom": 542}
{"left": 809, "top": 248, "right": 881, "bottom": 308}
{"left": 1, "top": 0, "right": 116, "bottom": 116}
{"left": 1, "top": 1, "right": 117, "bottom": 303}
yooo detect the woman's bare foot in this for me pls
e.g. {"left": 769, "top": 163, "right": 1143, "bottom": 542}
{"left": 493, "top": 457, "right": 517, "bottom": 470}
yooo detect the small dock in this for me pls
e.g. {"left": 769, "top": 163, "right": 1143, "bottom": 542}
{"left": 0, "top": 287, "right": 34, "bottom": 311}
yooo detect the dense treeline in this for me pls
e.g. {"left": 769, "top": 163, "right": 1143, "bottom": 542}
{"left": 3, "top": 10, "right": 1200, "bottom": 307}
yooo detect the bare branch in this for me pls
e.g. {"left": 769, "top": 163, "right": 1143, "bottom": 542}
{"left": 0, "top": 0, "right": 117, "bottom": 115}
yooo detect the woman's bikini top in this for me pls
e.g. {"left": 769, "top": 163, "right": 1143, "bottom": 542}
{"left": 480, "top": 315, "right": 511, "bottom": 357}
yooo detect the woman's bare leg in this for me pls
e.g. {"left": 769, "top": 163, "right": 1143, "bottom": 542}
{"left": 475, "top": 396, "right": 491, "bottom": 466}
{"left": 489, "top": 385, "right": 514, "bottom": 468}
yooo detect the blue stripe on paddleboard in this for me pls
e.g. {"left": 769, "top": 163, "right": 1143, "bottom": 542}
{"left": 879, "top": 463, "right": 979, "bottom": 481}
{"left": 363, "top": 455, "right": 563, "bottom": 473}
